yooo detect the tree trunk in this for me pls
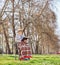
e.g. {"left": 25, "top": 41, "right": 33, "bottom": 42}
{"left": 2, "top": 23, "right": 11, "bottom": 54}
{"left": 35, "top": 41, "right": 39, "bottom": 54}
{"left": 12, "top": 0, "right": 16, "bottom": 54}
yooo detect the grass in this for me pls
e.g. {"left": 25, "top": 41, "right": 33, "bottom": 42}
{"left": 0, "top": 54, "right": 60, "bottom": 65}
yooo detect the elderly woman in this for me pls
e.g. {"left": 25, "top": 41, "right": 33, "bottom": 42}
{"left": 15, "top": 28, "right": 24, "bottom": 58}
{"left": 17, "top": 37, "right": 32, "bottom": 60}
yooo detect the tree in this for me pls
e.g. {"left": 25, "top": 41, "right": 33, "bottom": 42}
{"left": 0, "top": 0, "right": 59, "bottom": 54}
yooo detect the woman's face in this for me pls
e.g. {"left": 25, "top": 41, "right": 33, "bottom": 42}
{"left": 18, "top": 31, "right": 23, "bottom": 35}
{"left": 23, "top": 39, "right": 27, "bottom": 43}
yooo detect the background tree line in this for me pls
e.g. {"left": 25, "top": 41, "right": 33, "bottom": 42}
{"left": 0, "top": 0, "right": 60, "bottom": 54}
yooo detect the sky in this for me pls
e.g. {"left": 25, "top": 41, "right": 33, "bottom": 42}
{"left": 0, "top": 0, "right": 4, "bottom": 9}
{"left": 0, "top": 0, "right": 60, "bottom": 35}
{"left": 52, "top": 0, "right": 60, "bottom": 35}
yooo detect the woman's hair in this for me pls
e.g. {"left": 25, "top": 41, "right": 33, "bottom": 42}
{"left": 21, "top": 38, "right": 28, "bottom": 41}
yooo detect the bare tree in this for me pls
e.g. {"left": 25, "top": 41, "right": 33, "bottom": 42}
{"left": 0, "top": 0, "right": 59, "bottom": 54}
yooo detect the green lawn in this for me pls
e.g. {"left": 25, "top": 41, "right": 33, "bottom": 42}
{"left": 0, "top": 54, "right": 60, "bottom": 65}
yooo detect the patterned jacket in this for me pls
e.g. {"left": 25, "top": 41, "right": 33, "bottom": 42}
{"left": 17, "top": 41, "right": 32, "bottom": 60}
